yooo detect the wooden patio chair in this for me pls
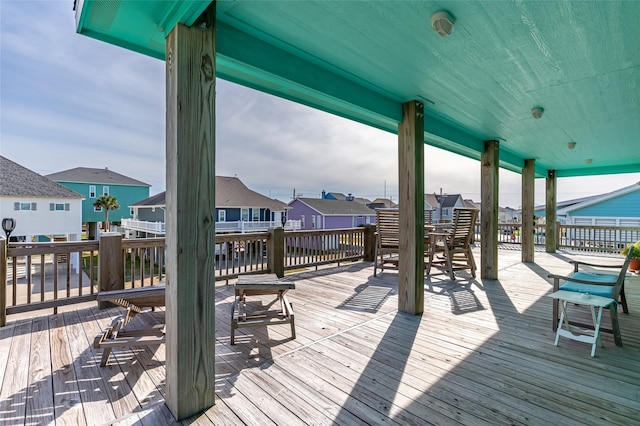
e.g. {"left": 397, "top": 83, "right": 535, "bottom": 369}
{"left": 94, "top": 284, "right": 166, "bottom": 366}
{"left": 373, "top": 208, "right": 433, "bottom": 277}
{"left": 548, "top": 250, "right": 632, "bottom": 347}
{"left": 374, "top": 209, "right": 400, "bottom": 276}
{"left": 426, "top": 208, "right": 479, "bottom": 280}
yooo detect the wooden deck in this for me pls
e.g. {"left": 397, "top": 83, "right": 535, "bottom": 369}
{"left": 1, "top": 249, "right": 639, "bottom": 425}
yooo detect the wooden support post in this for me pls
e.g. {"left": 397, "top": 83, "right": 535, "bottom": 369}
{"left": 397, "top": 100, "right": 424, "bottom": 315}
{"left": 522, "top": 159, "right": 535, "bottom": 263}
{"left": 165, "top": 4, "right": 216, "bottom": 420}
{"left": 363, "top": 224, "right": 376, "bottom": 262}
{"left": 546, "top": 170, "right": 557, "bottom": 253}
{"left": 481, "top": 140, "right": 499, "bottom": 279}
{"left": 98, "top": 232, "right": 124, "bottom": 309}
{"left": 0, "top": 238, "right": 6, "bottom": 327}
{"left": 268, "top": 227, "right": 285, "bottom": 278}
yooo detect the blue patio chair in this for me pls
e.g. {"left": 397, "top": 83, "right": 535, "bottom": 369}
{"left": 548, "top": 250, "right": 632, "bottom": 347}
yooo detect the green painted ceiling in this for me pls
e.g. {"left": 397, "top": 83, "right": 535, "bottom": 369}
{"left": 75, "top": 1, "right": 640, "bottom": 178}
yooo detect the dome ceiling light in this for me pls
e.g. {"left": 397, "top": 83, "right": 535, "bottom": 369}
{"left": 431, "top": 10, "right": 455, "bottom": 37}
{"left": 531, "top": 107, "right": 544, "bottom": 119}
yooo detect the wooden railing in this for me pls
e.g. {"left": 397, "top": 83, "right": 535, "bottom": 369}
{"left": 558, "top": 224, "right": 640, "bottom": 253}
{"left": 1, "top": 226, "right": 376, "bottom": 324}
{"left": 474, "top": 223, "right": 640, "bottom": 253}
{"left": 284, "top": 228, "right": 368, "bottom": 271}
{"left": 4, "top": 222, "right": 638, "bottom": 324}
{"left": 1, "top": 239, "right": 100, "bottom": 323}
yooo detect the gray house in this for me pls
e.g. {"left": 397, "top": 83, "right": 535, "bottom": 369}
{"left": 124, "top": 176, "right": 289, "bottom": 236}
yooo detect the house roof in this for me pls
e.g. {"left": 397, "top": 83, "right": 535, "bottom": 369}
{"left": 0, "top": 156, "right": 83, "bottom": 199}
{"left": 131, "top": 192, "right": 166, "bottom": 207}
{"left": 370, "top": 198, "right": 397, "bottom": 208}
{"left": 46, "top": 167, "right": 150, "bottom": 187}
{"left": 463, "top": 199, "right": 481, "bottom": 210}
{"left": 435, "top": 194, "right": 463, "bottom": 208}
{"left": 557, "top": 182, "right": 640, "bottom": 215}
{"left": 424, "top": 194, "right": 438, "bottom": 209}
{"left": 294, "top": 198, "right": 376, "bottom": 216}
{"left": 130, "top": 176, "right": 288, "bottom": 210}
{"left": 75, "top": 2, "right": 640, "bottom": 179}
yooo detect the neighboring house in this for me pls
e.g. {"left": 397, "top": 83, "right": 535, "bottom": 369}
{"left": 550, "top": 183, "right": 640, "bottom": 226}
{"left": 322, "top": 191, "right": 371, "bottom": 206}
{"left": 424, "top": 193, "right": 438, "bottom": 211}
{"left": 288, "top": 198, "right": 376, "bottom": 230}
{"left": 368, "top": 197, "right": 397, "bottom": 209}
{"left": 0, "top": 156, "right": 83, "bottom": 243}
{"left": 123, "top": 176, "right": 290, "bottom": 236}
{"left": 499, "top": 206, "right": 521, "bottom": 223}
{"left": 433, "top": 193, "right": 466, "bottom": 223}
{"left": 47, "top": 167, "right": 150, "bottom": 238}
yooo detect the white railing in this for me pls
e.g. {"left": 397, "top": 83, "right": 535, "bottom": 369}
{"left": 121, "top": 219, "right": 165, "bottom": 234}
{"left": 122, "top": 219, "right": 301, "bottom": 234}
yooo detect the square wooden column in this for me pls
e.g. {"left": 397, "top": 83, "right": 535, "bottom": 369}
{"left": 165, "top": 5, "right": 216, "bottom": 420}
{"left": 545, "top": 170, "right": 557, "bottom": 253}
{"left": 521, "top": 159, "right": 535, "bottom": 263}
{"left": 481, "top": 140, "right": 499, "bottom": 279}
{"left": 397, "top": 100, "right": 424, "bottom": 315}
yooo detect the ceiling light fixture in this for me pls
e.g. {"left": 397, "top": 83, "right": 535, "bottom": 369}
{"left": 531, "top": 107, "right": 544, "bottom": 119}
{"left": 431, "top": 10, "right": 455, "bottom": 37}
{"left": 567, "top": 142, "right": 576, "bottom": 150}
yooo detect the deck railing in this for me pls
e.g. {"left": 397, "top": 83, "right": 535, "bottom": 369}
{"left": 1, "top": 226, "right": 376, "bottom": 324}
{"left": 473, "top": 223, "right": 640, "bottom": 252}
{"left": 284, "top": 228, "right": 368, "bottom": 270}
{"left": 4, "top": 222, "right": 638, "bottom": 324}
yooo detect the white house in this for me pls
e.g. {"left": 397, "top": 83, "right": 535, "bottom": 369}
{"left": 0, "top": 156, "right": 84, "bottom": 243}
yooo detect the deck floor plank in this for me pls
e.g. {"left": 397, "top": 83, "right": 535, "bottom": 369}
{"left": 0, "top": 320, "right": 32, "bottom": 425}
{"left": 49, "top": 314, "right": 87, "bottom": 426}
{"left": 25, "top": 316, "right": 55, "bottom": 425}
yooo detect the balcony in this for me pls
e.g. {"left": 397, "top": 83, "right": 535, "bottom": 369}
{"left": 121, "top": 219, "right": 302, "bottom": 236}
{"left": 1, "top": 248, "right": 638, "bottom": 424}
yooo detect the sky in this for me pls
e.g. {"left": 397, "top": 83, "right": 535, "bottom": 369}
{"left": 2, "top": 1, "right": 639, "bottom": 209}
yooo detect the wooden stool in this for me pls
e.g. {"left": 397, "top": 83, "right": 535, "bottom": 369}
{"left": 549, "top": 290, "right": 616, "bottom": 357}
{"left": 231, "top": 274, "right": 295, "bottom": 345}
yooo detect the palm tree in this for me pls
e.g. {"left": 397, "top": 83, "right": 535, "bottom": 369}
{"left": 93, "top": 194, "right": 120, "bottom": 231}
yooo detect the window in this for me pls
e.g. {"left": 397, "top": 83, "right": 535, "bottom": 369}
{"left": 317, "top": 215, "right": 322, "bottom": 229}
{"left": 49, "top": 203, "right": 70, "bottom": 211}
{"left": 94, "top": 206, "right": 103, "bottom": 212}
{"left": 14, "top": 202, "right": 36, "bottom": 211}
{"left": 218, "top": 210, "right": 226, "bottom": 222}
{"left": 311, "top": 216, "right": 316, "bottom": 229}
{"left": 252, "top": 209, "right": 260, "bottom": 221}
{"left": 241, "top": 208, "right": 249, "bottom": 221}
{"left": 89, "top": 185, "right": 96, "bottom": 198}
{"left": 301, "top": 215, "right": 305, "bottom": 228}
{"left": 103, "top": 186, "right": 109, "bottom": 196}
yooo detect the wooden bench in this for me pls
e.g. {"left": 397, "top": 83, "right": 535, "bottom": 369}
{"left": 94, "top": 284, "right": 166, "bottom": 366}
{"left": 231, "top": 274, "right": 295, "bottom": 345}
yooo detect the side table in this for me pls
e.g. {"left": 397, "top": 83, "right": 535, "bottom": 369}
{"left": 231, "top": 274, "right": 295, "bottom": 345}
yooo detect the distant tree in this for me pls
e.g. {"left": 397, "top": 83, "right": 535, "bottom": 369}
{"left": 93, "top": 194, "right": 120, "bottom": 231}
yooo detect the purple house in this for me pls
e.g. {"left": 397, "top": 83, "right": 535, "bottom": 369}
{"left": 287, "top": 198, "right": 376, "bottom": 230}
